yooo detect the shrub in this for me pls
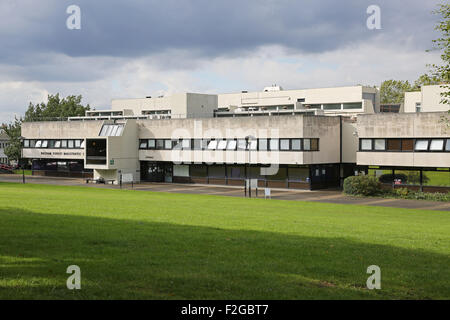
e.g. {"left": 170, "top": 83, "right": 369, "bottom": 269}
{"left": 395, "top": 187, "right": 410, "bottom": 198}
{"left": 343, "top": 175, "right": 382, "bottom": 196}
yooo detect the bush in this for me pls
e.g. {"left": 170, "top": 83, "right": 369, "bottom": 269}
{"left": 395, "top": 187, "right": 410, "bottom": 198}
{"left": 343, "top": 175, "right": 382, "bottom": 196}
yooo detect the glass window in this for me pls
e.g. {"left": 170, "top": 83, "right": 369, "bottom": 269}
{"left": 68, "top": 140, "right": 74, "bottom": 148}
{"left": 35, "top": 140, "right": 42, "bottom": 148}
{"left": 99, "top": 125, "right": 108, "bottom": 136}
{"left": 415, "top": 139, "right": 429, "bottom": 151}
{"left": 217, "top": 140, "right": 227, "bottom": 150}
{"left": 41, "top": 140, "right": 48, "bottom": 148}
{"left": 208, "top": 140, "right": 218, "bottom": 150}
{"left": 288, "top": 167, "right": 309, "bottom": 181}
{"left": 30, "top": 140, "right": 36, "bottom": 148}
{"left": 303, "top": 139, "right": 311, "bottom": 151}
{"left": 430, "top": 139, "right": 444, "bottom": 151}
{"left": 105, "top": 125, "right": 114, "bottom": 136}
{"left": 148, "top": 139, "right": 156, "bottom": 149}
{"left": 249, "top": 140, "right": 257, "bottom": 150}
{"left": 401, "top": 139, "right": 414, "bottom": 151}
{"left": 227, "top": 140, "right": 237, "bottom": 150}
{"left": 193, "top": 139, "right": 202, "bottom": 150}
{"left": 140, "top": 140, "right": 147, "bottom": 149}
{"left": 201, "top": 139, "right": 209, "bottom": 149}
{"left": 115, "top": 125, "right": 123, "bottom": 136}
{"left": 182, "top": 139, "right": 191, "bottom": 150}
{"left": 280, "top": 139, "right": 290, "bottom": 150}
{"left": 208, "top": 165, "right": 225, "bottom": 178}
{"left": 156, "top": 139, "right": 164, "bottom": 149}
{"left": 74, "top": 140, "right": 81, "bottom": 148}
{"left": 446, "top": 139, "right": 450, "bottom": 151}
{"left": 61, "top": 140, "right": 67, "bottom": 148}
{"left": 190, "top": 165, "right": 207, "bottom": 177}
{"left": 110, "top": 125, "right": 119, "bottom": 137}
{"left": 80, "top": 140, "right": 85, "bottom": 148}
{"left": 227, "top": 165, "right": 245, "bottom": 178}
{"left": 311, "top": 139, "right": 319, "bottom": 151}
{"left": 270, "top": 139, "right": 279, "bottom": 151}
{"left": 291, "top": 139, "right": 301, "bottom": 151}
{"left": 323, "top": 103, "right": 342, "bottom": 110}
{"left": 387, "top": 139, "right": 401, "bottom": 151}
{"left": 258, "top": 139, "right": 268, "bottom": 151}
{"left": 343, "top": 102, "right": 362, "bottom": 109}
{"left": 164, "top": 139, "right": 172, "bottom": 149}
{"left": 24, "top": 140, "right": 30, "bottom": 148}
{"left": 374, "top": 139, "right": 385, "bottom": 150}
{"left": 237, "top": 139, "right": 247, "bottom": 150}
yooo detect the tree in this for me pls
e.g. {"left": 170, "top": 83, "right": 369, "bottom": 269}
{"left": 413, "top": 73, "right": 443, "bottom": 88}
{"left": 24, "top": 94, "right": 90, "bottom": 122}
{"left": 1, "top": 117, "right": 22, "bottom": 163}
{"left": 380, "top": 80, "right": 413, "bottom": 104}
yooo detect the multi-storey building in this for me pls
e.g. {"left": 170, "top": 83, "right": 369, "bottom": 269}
{"left": 0, "top": 129, "right": 10, "bottom": 164}
{"left": 20, "top": 85, "right": 450, "bottom": 191}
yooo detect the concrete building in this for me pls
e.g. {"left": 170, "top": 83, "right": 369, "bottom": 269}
{"left": 404, "top": 84, "right": 449, "bottom": 113}
{"left": 0, "top": 129, "right": 10, "bottom": 164}
{"left": 20, "top": 84, "right": 450, "bottom": 191}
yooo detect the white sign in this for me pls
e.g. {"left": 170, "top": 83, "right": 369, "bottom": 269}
{"left": 264, "top": 188, "right": 271, "bottom": 199}
{"left": 122, "top": 173, "right": 133, "bottom": 183}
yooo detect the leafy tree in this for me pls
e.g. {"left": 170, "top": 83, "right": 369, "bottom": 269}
{"left": 380, "top": 80, "right": 413, "bottom": 104}
{"left": 1, "top": 117, "right": 22, "bottom": 163}
{"left": 413, "top": 73, "right": 443, "bottom": 88}
{"left": 24, "top": 94, "right": 90, "bottom": 122}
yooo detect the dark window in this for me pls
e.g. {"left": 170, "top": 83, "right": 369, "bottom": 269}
{"left": 387, "top": 139, "right": 401, "bottom": 151}
{"left": 190, "top": 165, "right": 207, "bottom": 177}
{"left": 401, "top": 139, "right": 414, "bottom": 151}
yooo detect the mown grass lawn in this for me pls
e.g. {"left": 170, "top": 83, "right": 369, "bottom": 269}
{"left": 0, "top": 182, "right": 449, "bottom": 300}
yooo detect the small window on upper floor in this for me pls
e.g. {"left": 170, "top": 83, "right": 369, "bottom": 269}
{"left": 430, "top": 139, "right": 444, "bottom": 151}
{"left": 360, "top": 139, "right": 372, "bottom": 151}
{"left": 414, "top": 139, "right": 429, "bottom": 151}
{"left": 99, "top": 124, "right": 124, "bottom": 136}
{"left": 415, "top": 103, "right": 421, "bottom": 113}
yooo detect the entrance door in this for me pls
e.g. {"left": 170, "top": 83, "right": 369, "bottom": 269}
{"left": 164, "top": 164, "right": 173, "bottom": 182}
{"left": 140, "top": 162, "right": 173, "bottom": 182}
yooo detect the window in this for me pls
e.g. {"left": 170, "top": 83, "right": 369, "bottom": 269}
{"left": 280, "top": 139, "right": 290, "bottom": 151}
{"left": 323, "top": 103, "right": 341, "bottom": 110}
{"left": 227, "top": 140, "right": 237, "bottom": 150}
{"left": 99, "top": 124, "right": 124, "bottom": 137}
{"left": 446, "top": 139, "right": 450, "bottom": 151}
{"left": 401, "top": 139, "right": 414, "bottom": 151}
{"left": 430, "top": 139, "right": 444, "bottom": 151}
{"left": 30, "top": 140, "right": 36, "bottom": 148}
{"left": 61, "top": 140, "right": 67, "bottom": 148}
{"left": 53, "top": 140, "right": 61, "bottom": 148}
{"left": 311, "top": 139, "right": 319, "bottom": 151}
{"left": 139, "top": 140, "right": 147, "bottom": 149}
{"left": 193, "top": 139, "right": 202, "bottom": 150}
{"left": 41, "top": 140, "right": 48, "bottom": 148}
{"left": 164, "top": 139, "right": 172, "bottom": 150}
{"left": 180, "top": 139, "right": 190, "bottom": 150}
{"left": 416, "top": 103, "right": 421, "bottom": 113}
{"left": 269, "top": 139, "right": 279, "bottom": 151}
{"left": 68, "top": 140, "right": 74, "bottom": 148}
{"left": 291, "top": 139, "right": 301, "bottom": 151}
{"left": 237, "top": 139, "right": 247, "bottom": 150}
{"left": 303, "top": 139, "right": 311, "bottom": 151}
{"left": 35, "top": 140, "right": 42, "bottom": 148}
{"left": 80, "top": 140, "right": 85, "bottom": 148}
{"left": 374, "top": 139, "right": 385, "bottom": 150}
{"left": 249, "top": 140, "right": 257, "bottom": 150}
{"left": 156, "top": 139, "right": 164, "bottom": 149}
{"left": 258, "top": 139, "right": 268, "bottom": 151}
{"left": 387, "top": 139, "right": 401, "bottom": 151}
{"left": 207, "top": 140, "right": 217, "bottom": 150}
{"left": 415, "top": 139, "right": 429, "bottom": 151}
{"left": 343, "top": 102, "right": 363, "bottom": 109}
{"left": 24, "top": 140, "right": 30, "bottom": 148}
{"left": 217, "top": 140, "right": 227, "bottom": 150}
{"left": 148, "top": 139, "right": 156, "bottom": 149}
{"left": 74, "top": 140, "right": 81, "bottom": 148}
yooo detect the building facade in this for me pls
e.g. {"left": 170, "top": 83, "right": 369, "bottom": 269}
{"left": 20, "top": 85, "right": 450, "bottom": 191}
{"left": 0, "top": 129, "right": 10, "bottom": 164}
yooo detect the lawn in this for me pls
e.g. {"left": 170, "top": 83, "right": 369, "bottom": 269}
{"left": 0, "top": 182, "right": 449, "bottom": 299}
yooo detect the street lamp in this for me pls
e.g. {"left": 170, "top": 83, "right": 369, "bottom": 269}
{"left": 19, "top": 136, "right": 25, "bottom": 184}
{"left": 245, "top": 135, "right": 256, "bottom": 198}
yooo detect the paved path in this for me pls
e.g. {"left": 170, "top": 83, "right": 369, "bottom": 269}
{"left": 1, "top": 174, "right": 449, "bottom": 211}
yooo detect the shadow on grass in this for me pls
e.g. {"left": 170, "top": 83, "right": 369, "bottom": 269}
{"left": 0, "top": 207, "right": 448, "bottom": 300}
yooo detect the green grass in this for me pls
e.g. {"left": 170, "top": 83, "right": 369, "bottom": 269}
{"left": 0, "top": 182, "right": 449, "bottom": 300}
{"left": 12, "top": 170, "right": 32, "bottom": 175}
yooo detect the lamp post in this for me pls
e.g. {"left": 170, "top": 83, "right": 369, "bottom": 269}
{"left": 245, "top": 135, "right": 256, "bottom": 198}
{"left": 19, "top": 136, "right": 25, "bottom": 184}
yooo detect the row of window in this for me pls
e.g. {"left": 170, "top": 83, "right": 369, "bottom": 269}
{"left": 23, "top": 139, "right": 85, "bottom": 149}
{"left": 0, "top": 142, "right": 9, "bottom": 149}
{"left": 139, "top": 138, "right": 320, "bottom": 152}
{"left": 360, "top": 138, "right": 450, "bottom": 152}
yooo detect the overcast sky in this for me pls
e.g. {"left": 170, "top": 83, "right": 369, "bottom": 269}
{"left": 0, "top": 0, "right": 444, "bottom": 123}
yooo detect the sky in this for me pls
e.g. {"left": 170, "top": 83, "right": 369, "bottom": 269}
{"left": 0, "top": 0, "right": 444, "bottom": 123}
